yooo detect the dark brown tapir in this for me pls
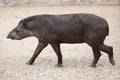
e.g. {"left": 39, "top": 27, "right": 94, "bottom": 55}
{"left": 7, "top": 13, "right": 115, "bottom": 67}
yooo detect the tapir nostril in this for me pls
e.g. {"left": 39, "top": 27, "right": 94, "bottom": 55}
{"left": 10, "top": 36, "right": 14, "bottom": 39}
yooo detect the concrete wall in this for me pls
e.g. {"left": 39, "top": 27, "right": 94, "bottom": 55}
{"left": 0, "top": 0, "right": 120, "bottom": 6}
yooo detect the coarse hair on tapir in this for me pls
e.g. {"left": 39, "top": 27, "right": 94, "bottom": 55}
{"left": 7, "top": 13, "right": 115, "bottom": 67}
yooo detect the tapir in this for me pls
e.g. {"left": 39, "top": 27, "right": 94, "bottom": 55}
{"left": 7, "top": 13, "right": 115, "bottom": 67}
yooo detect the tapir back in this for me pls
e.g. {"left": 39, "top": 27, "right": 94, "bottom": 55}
{"left": 40, "top": 14, "right": 109, "bottom": 43}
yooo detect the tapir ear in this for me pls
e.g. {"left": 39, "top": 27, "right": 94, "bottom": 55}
{"left": 22, "top": 18, "right": 35, "bottom": 30}
{"left": 23, "top": 20, "right": 28, "bottom": 28}
{"left": 19, "top": 20, "right": 28, "bottom": 28}
{"left": 23, "top": 20, "right": 32, "bottom": 30}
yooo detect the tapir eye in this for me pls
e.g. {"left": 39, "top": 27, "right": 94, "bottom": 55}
{"left": 15, "top": 29, "right": 20, "bottom": 33}
{"left": 23, "top": 21, "right": 28, "bottom": 28}
{"left": 15, "top": 28, "right": 22, "bottom": 33}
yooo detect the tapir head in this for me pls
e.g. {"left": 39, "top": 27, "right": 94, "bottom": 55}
{"left": 7, "top": 19, "right": 35, "bottom": 40}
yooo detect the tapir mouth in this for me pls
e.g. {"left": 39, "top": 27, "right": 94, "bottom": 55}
{"left": 7, "top": 35, "right": 15, "bottom": 40}
{"left": 7, "top": 34, "right": 21, "bottom": 40}
{"left": 10, "top": 37, "right": 15, "bottom": 40}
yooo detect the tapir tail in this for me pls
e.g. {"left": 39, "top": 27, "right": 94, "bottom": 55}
{"left": 107, "top": 24, "right": 109, "bottom": 36}
{"left": 105, "top": 21, "right": 109, "bottom": 36}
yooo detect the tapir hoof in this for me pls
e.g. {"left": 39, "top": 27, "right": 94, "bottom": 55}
{"left": 89, "top": 64, "right": 96, "bottom": 68}
{"left": 110, "top": 59, "right": 115, "bottom": 66}
{"left": 26, "top": 60, "right": 34, "bottom": 65}
{"left": 55, "top": 63, "right": 63, "bottom": 67}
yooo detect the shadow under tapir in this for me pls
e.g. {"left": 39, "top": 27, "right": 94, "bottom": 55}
{"left": 7, "top": 13, "right": 115, "bottom": 67}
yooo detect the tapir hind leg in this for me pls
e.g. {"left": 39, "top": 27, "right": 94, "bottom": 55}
{"left": 85, "top": 34, "right": 106, "bottom": 67}
{"left": 98, "top": 44, "right": 115, "bottom": 66}
{"left": 90, "top": 47, "right": 101, "bottom": 67}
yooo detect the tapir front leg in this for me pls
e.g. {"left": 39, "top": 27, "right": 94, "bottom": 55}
{"left": 51, "top": 43, "right": 63, "bottom": 67}
{"left": 26, "top": 40, "right": 48, "bottom": 65}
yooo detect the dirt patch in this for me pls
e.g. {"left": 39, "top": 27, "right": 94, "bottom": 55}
{"left": 0, "top": 5, "right": 120, "bottom": 80}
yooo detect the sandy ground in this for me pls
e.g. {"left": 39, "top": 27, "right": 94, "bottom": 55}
{"left": 0, "top": 5, "right": 120, "bottom": 80}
